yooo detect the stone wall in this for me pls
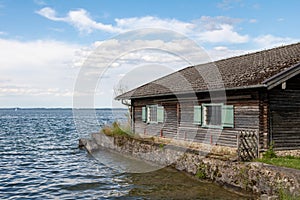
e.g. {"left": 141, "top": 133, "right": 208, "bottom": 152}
{"left": 275, "top": 149, "right": 300, "bottom": 157}
{"left": 79, "top": 133, "right": 300, "bottom": 198}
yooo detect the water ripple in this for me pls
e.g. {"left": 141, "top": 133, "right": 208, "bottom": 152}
{"left": 0, "top": 109, "right": 251, "bottom": 199}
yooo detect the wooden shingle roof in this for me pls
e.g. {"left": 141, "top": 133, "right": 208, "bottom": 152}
{"left": 116, "top": 42, "right": 300, "bottom": 100}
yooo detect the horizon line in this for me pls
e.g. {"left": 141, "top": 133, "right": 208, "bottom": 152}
{"left": 0, "top": 107, "right": 127, "bottom": 110}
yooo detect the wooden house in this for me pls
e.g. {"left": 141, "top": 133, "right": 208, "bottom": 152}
{"left": 116, "top": 43, "right": 300, "bottom": 153}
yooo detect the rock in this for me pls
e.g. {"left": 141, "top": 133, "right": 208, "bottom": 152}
{"left": 79, "top": 132, "right": 300, "bottom": 198}
{"left": 78, "top": 138, "right": 87, "bottom": 149}
{"left": 260, "top": 194, "right": 279, "bottom": 200}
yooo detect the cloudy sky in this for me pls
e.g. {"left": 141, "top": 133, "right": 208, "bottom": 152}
{"left": 0, "top": 0, "right": 299, "bottom": 108}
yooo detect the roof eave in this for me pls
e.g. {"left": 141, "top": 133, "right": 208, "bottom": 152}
{"left": 115, "top": 84, "right": 267, "bottom": 100}
{"left": 263, "top": 62, "right": 300, "bottom": 90}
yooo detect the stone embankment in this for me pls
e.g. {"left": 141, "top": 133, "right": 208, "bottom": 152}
{"left": 79, "top": 132, "right": 300, "bottom": 199}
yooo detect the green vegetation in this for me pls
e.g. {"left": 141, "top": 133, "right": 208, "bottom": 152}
{"left": 278, "top": 187, "right": 300, "bottom": 200}
{"left": 101, "top": 121, "right": 132, "bottom": 137}
{"left": 159, "top": 143, "right": 165, "bottom": 149}
{"left": 257, "top": 156, "right": 300, "bottom": 170}
{"left": 256, "top": 143, "right": 300, "bottom": 170}
{"left": 262, "top": 142, "right": 277, "bottom": 159}
{"left": 195, "top": 164, "right": 207, "bottom": 179}
{"left": 195, "top": 170, "right": 206, "bottom": 179}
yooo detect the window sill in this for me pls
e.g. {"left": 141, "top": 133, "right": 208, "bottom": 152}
{"left": 201, "top": 124, "right": 223, "bottom": 129}
{"left": 147, "top": 121, "right": 158, "bottom": 124}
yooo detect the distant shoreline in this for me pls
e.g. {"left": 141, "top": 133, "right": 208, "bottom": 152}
{"left": 0, "top": 108, "right": 127, "bottom": 110}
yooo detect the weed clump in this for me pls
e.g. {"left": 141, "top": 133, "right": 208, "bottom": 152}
{"left": 195, "top": 164, "right": 207, "bottom": 179}
{"left": 101, "top": 121, "right": 132, "bottom": 138}
{"left": 263, "top": 142, "right": 277, "bottom": 159}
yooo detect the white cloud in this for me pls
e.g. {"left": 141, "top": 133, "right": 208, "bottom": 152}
{"left": 0, "top": 39, "right": 79, "bottom": 69}
{"left": 72, "top": 33, "right": 218, "bottom": 108}
{"left": 197, "top": 16, "right": 242, "bottom": 29}
{"left": 36, "top": 7, "right": 61, "bottom": 21}
{"left": 37, "top": 7, "right": 192, "bottom": 34}
{"left": 36, "top": 7, "right": 122, "bottom": 33}
{"left": 49, "top": 27, "right": 64, "bottom": 32}
{"left": 208, "top": 46, "right": 251, "bottom": 60}
{"left": 196, "top": 24, "right": 249, "bottom": 43}
{"left": 0, "top": 34, "right": 214, "bottom": 107}
{"left": 34, "top": 0, "right": 47, "bottom": 6}
{"left": 0, "top": 85, "right": 73, "bottom": 97}
{"left": 249, "top": 19, "right": 257, "bottom": 23}
{"left": 253, "top": 34, "right": 299, "bottom": 48}
{"left": 115, "top": 16, "right": 194, "bottom": 34}
{"left": 79, "top": 37, "right": 212, "bottom": 71}
{"left": 68, "top": 9, "right": 122, "bottom": 33}
{"left": 0, "top": 35, "right": 256, "bottom": 107}
{"left": 37, "top": 7, "right": 249, "bottom": 44}
{"left": 213, "top": 46, "right": 229, "bottom": 51}
{"left": 111, "top": 62, "right": 120, "bottom": 68}
{"left": 0, "top": 38, "right": 81, "bottom": 106}
{"left": 192, "top": 16, "right": 249, "bottom": 43}
{"left": 252, "top": 3, "right": 260, "bottom": 10}
{"left": 277, "top": 18, "right": 284, "bottom": 22}
{"left": 217, "top": 0, "right": 243, "bottom": 10}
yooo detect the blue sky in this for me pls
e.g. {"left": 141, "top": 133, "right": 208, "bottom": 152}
{"left": 0, "top": 0, "right": 299, "bottom": 108}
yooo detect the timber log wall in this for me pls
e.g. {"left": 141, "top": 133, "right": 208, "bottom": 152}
{"left": 133, "top": 90, "right": 260, "bottom": 148}
{"left": 269, "top": 75, "right": 300, "bottom": 150}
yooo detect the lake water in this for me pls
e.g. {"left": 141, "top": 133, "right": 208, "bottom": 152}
{"left": 0, "top": 109, "right": 251, "bottom": 199}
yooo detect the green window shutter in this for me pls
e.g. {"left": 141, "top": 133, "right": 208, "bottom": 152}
{"left": 193, "top": 105, "right": 202, "bottom": 125}
{"left": 222, "top": 105, "right": 234, "bottom": 128}
{"left": 157, "top": 106, "right": 164, "bottom": 123}
{"left": 142, "top": 106, "right": 147, "bottom": 122}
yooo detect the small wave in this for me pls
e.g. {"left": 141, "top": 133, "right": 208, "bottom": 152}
{"left": 59, "top": 182, "right": 109, "bottom": 191}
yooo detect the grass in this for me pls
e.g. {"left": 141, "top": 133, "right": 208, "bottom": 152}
{"left": 255, "top": 143, "right": 300, "bottom": 170}
{"left": 256, "top": 156, "right": 300, "bottom": 170}
{"left": 279, "top": 187, "right": 300, "bottom": 200}
{"left": 101, "top": 121, "right": 132, "bottom": 137}
{"left": 159, "top": 143, "right": 165, "bottom": 149}
{"left": 195, "top": 168, "right": 206, "bottom": 179}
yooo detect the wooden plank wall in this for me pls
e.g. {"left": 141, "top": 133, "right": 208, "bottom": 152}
{"left": 259, "top": 92, "right": 269, "bottom": 151}
{"left": 269, "top": 75, "right": 300, "bottom": 150}
{"left": 133, "top": 90, "right": 260, "bottom": 148}
{"left": 133, "top": 99, "right": 164, "bottom": 137}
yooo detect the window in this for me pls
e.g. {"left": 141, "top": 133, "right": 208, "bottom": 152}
{"left": 148, "top": 105, "right": 158, "bottom": 122}
{"left": 193, "top": 104, "right": 234, "bottom": 129}
{"left": 142, "top": 105, "right": 164, "bottom": 123}
{"left": 203, "top": 104, "right": 222, "bottom": 127}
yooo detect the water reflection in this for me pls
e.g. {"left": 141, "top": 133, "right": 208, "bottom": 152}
{"left": 125, "top": 167, "right": 252, "bottom": 200}
{"left": 91, "top": 149, "right": 253, "bottom": 200}
{"left": 0, "top": 109, "right": 253, "bottom": 199}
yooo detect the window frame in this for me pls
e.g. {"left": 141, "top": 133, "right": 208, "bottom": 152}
{"left": 202, "top": 103, "right": 224, "bottom": 129}
{"left": 142, "top": 105, "right": 164, "bottom": 124}
{"left": 193, "top": 103, "right": 234, "bottom": 129}
{"left": 147, "top": 105, "right": 158, "bottom": 123}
